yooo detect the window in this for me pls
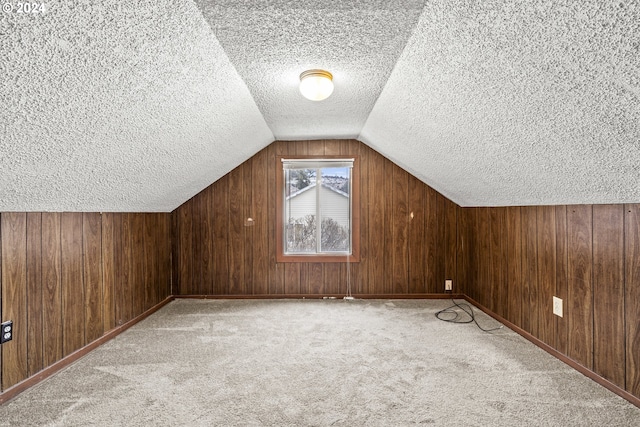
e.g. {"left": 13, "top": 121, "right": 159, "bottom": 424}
{"left": 276, "top": 156, "right": 360, "bottom": 263}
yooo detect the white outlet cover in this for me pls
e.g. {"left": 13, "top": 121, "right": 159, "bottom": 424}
{"left": 553, "top": 296, "right": 563, "bottom": 318}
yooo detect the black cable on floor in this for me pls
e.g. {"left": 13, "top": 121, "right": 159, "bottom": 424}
{"left": 435, "top": 299, "right": 503, "bottom": 333}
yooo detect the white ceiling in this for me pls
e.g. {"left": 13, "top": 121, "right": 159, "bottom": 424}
{"left": 1, "top": 0, "right": 638, "bottom": 211}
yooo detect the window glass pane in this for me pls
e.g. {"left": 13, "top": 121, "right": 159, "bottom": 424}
{"left": 319, "top": 167, "right": 350, "bottom": 252}
{"left": 283, "top": 162, "right": 352, "bottom": 255}
{"left": 284, "top": 168, "right": 317, "bottom": 253}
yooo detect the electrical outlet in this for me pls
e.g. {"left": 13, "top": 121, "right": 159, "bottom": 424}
{"left": 445, "top": 280, "right": 453, "bottom": 291}
{"left": 1, "top": 321, "right": 13, "bottom": 344}
{"left": 553, "top": 296, "right": 563, "bottom": 318}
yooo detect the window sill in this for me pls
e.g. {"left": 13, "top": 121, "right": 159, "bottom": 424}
{"left": 276, "top": 253, "right": 360, "bottom": 263}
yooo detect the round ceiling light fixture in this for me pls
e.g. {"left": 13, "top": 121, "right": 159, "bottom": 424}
{"left": 299, "top": 69, "right": 334, "bottom": 101}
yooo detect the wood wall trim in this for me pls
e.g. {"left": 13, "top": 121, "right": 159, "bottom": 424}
{"left": 172, "top": 293, "right": 463, "bottom": 300}
{"left": 463, "top": 295, "right": 640, "bottom": 409}
{"left": 0, "top": 297, "right": 174, "bottom": 405}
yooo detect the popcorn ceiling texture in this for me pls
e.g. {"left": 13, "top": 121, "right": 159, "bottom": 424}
{"left": 360, "top": 0, "right": 640, "bottom": 206}
{"left": 0, "top": 0, "right": 273, "bottom": 212}
{"left": 1, "top": 0, "right": 639, "bottom": 211}
{"left": 194, "top": 0, "right": 427, "bottom": 140}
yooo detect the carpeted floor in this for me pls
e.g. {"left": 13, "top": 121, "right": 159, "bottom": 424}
{"left": 0, "top": 299, "right": 639, "bottom": 426}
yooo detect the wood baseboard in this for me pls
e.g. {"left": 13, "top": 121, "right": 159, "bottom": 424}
{"left": 462, "top": 295, "right": 640, "bottom": 409}
{"left": 172, "top": 293, "right": 463, "bottom": 300}
{"left": 0, "top": 296, "right": 174, "bottom": 405}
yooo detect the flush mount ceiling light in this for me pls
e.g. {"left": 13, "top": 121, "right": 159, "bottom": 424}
{"left": 299, "top": 69, "right": 334, "bottom": 101}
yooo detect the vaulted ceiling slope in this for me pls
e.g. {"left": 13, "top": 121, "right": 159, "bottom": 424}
{"left": 361, "top": 0, "right": 640, "bottom": 206}
{"left": 0, "top": 1, "right": 273, "bottom": 212}
{"left": 1, "top": 1, "right": 638, "bottom": 212}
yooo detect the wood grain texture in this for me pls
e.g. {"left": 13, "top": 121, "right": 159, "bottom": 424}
{"left": 213, "top": 176, "right": 230, "bottom": 295}
{"left": 171, "top": 139, "right": 456, "bottom": 297}
{"left": 392, "top": 164, "right": 409, "bottom": 294}
{"left": 536, "top": 206, "right": 556, "bottom": 347}
{"left": 228, "top": 165, "right": 245, "bottom": 295}
{"left": 444, "top": 200, "right": 457, "bottom": 292}
{"left": 82, "top": 213, "right": 103, "bottom": 344}
{"left": 131, "top": 214, "right": 146, "bottom": 315}
{"left": 489, "top": 208, "right": 505, "bottom": 316}
{"left": 505, "top": 207, "right": 522, "bottom": 327}
{"left": 61, "top": 213, "right": 84, "bottom": 357}
{"left": 555, "top": 206, "right": 569, "bottom": 355}
{"left": 567, "top": 205, "right": 593, "bottom": 369}
{"left": 592, "top": 205, "right": 625, "bottom": 388}
{"left": 41, "top": 213, "right": 63, "bottom": 367}
{"left": 26, "top": 213, "right": 43, "bottom": 377}
{"left": 408, "top": 175, "right": 425, "bottom": 293}
{"left": 1, "top": 211, "right": 171, "bottom": 394}
{"left": 101, "top": 213, "right": 116, "bottom": 332}
{"left": 1, "top": 213, "right": 28, "bottom": 389}
{"left": 626, "top": 204, "right": 640, "bottom": 397}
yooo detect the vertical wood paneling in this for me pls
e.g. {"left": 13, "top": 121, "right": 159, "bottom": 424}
{"left": 213, "top": 176, "right": 230, "bottom": 295}
{"left": 520, "top": 206, "right": 538, "bottom": 334}
{"left": 177, "top": 203, "right": 194, "bottom": 295}
{"left": 408, "top": 175, "right": 425, "bottom": 293}
{"left": 424, "top": 187, "right": 439, "bottom": 293}
{"left": 355, "top": 144, "right": 369, "bottom": 294}
{"left": 120, "top": 213, "right": 134, "bottom": 323}
{"left": 157, "top": 213, "right": 172, "bottom": 300}
{"left": 131, "top": 214, "right": 145, "bottom": 314}
{"left": 489, "top": 208, "right": 504, "bottom": 314}
{"left": 190, "top": 193, "right": 204, "bottom": 295}
{"left": 172, "top": 140, "right": 458, "bottom": 298}
{"left": 592, "top": 205, "right": 625, "bottom": 387}
{"left": 567, "top": 205, "right": 593, "bottom": 369}
{"left": 228, "top": 165, "right": 245, "bottom": 294}
{"left": 243, "top": 160, "right": 254, "bottom": 294}
{"left": 456, "top": 208, "right": 469, "bottom": 295}
{"left": 143, "top": 214, "right": 159, "bottom": 310}
{"left": 626, "top": 204, "right": 640, "bottom": 397}
{"left": 112, "top": 214, "right": 126, "bottom": 326}
{"left": 61, "top": 213, "right": 84, "bottom": 357}
{"left": 367, "top": 145, "right": 385, "bottom": 294}
{"left": 506, "top": 207, "right": 522, "bottom": 327}
{"left": 383, "top": 158, "right": 394, "bottom": 293}
{"left": 477, "top": 208, "right": 491, "bottom": 307}
{"left": 1, "top": 213, "right": 28, "bottom": 389}
{"left": 555, "top": 206, "right": 569, "bottom": 355}
{"left": 392, "top": 164, "right": 409, "bottom": 294}
{"left": 42, "top": 213, "right": 63, "bottom": 366}
{"left": 444, "top": 200, "right": 457, "bottom": 292}
{"left": 26, "top": 213, "right": 43, "bottom": 377}
{"left": 101, "top": 213, "right": 116, "bottom": 332}
{"left": 1, "top": 211, "right": 171, "bottom": 394}
{"left": 82, "top": 213, "right": 103, "bottom": 344}
{"left": 252, "top": 149, "right": 269, "bottom": 295}
{"left": 536, "top": 206, "right": 556, "bottom": 347}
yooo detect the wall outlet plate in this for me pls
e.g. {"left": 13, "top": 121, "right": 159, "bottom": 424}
{"left": 445, "top": 280, "right": 453, "bottom": 291}
{"left": 1, "top": 320, "right": 13, "bottom": 344}
{"left": 553, "top": 296, "right": 563, "bottom": 318}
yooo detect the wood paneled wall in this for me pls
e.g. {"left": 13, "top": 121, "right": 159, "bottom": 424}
{"left": 172, "top": 139, "right": 459, "bottom": 296}
{"left": 0, "top": 212, "right": 171, "bottom": 391}
{"left": 459, "top": 204, "right": 640, "bottom": 399}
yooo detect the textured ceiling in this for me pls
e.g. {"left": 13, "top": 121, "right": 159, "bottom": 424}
{"left": 195, "top": 0, "right": 427, "bottom": 139}
{"left": 0, "top": 1, "right": 273, "bottom": 212}
{"left": 361, "top": 0, "right": 640, "bottom": 206}
{"left": 1, "top": 0, "right": 638, "bottom": 211}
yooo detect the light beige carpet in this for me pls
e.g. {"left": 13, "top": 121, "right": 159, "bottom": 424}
{"left": 0, "top": 299, "right": 639, "bottom": 426}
